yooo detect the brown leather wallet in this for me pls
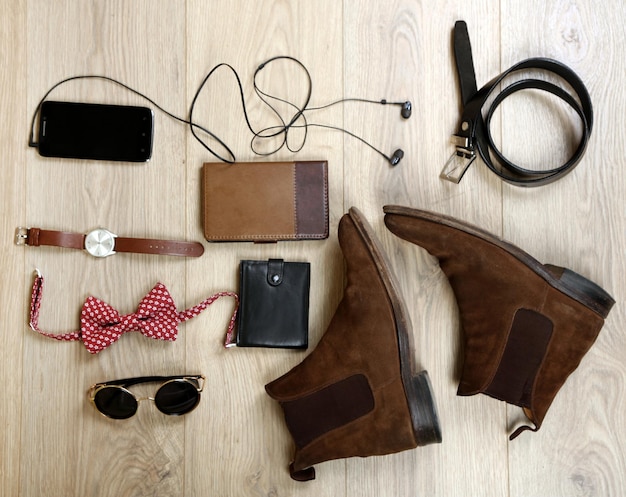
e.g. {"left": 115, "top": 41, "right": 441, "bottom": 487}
{"left": 202, "top": 161, "right": 329, "bottom": 242}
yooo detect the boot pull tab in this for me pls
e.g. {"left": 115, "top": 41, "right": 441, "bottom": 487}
{"left": 509, "top": 423, "right": 539, "bottom": 441}
{"left": 289, "top": 463, "right": 315, "bottom": 481}
{"left": 267, "top": 259, "right": 285, "bottom": 286}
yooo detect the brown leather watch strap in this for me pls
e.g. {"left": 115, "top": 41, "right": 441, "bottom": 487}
{"left": 115, "top": 237, "right": 204, "bottom": 257}
{"left": 17, "top": 227, "right": 204, "bottom": 257}
{"left": 25, "top": 228, "right": 85, "bottom": 249}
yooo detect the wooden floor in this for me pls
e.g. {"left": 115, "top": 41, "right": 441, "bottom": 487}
{"left": 1, "top": 1, "right": 625, "bottom": 495}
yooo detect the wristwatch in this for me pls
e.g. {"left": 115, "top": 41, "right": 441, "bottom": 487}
{"left": 15, "top": 227, "right": 204, "bottom": 258}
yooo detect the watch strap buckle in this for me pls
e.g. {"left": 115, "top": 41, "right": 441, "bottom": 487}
{"left": 15, "top": 227, "right": 29, "bottom": 246}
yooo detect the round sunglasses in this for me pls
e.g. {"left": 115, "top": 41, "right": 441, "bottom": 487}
{"left": 88, "top": 375, "right": 205, "bottom": 419}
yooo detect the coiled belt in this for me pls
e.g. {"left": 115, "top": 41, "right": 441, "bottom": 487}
{"left": 442, "top": 21, "right": 593, "bottom": 187}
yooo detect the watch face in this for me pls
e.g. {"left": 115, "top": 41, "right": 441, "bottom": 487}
{"left": 85, "top": 229, "right": 116, "bottom": 257}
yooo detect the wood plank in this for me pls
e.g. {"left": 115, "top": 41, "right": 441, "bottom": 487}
{"left": 184, "top": 0, "right": 346, "bottom": 495}
{"left": 21, "top": 1, "right": 187, "bottom": 496}
{"left": 0, "top": 1, "right": 26, "bottom": 496}
{"left": 501, "top": 1, "right": 626, "bottom": 496}
{"left": 343, "top": 2, "right": 509, "bottom": 496}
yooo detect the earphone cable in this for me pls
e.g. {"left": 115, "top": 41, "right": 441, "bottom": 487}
{"left": 28, "top": 57, "right": 404, "bottom": 164}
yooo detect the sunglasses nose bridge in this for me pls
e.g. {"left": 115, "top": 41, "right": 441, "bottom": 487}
{"left": 135, "top": 395, "right": 155, "bottom": 403}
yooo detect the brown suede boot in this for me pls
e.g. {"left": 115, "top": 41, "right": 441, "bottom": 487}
{"left": 383, "top": 205, "right": 615, "bottom": 440}
{"left": 265, "top": 207, "right": 441, "bottom": 481}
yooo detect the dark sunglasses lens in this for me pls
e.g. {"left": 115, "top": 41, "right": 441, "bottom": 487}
{"left": 94, "top": 387, "right": 137, "bottom": 419}
{"left": 154, "top": 380, "right": 200, "bottom": 416}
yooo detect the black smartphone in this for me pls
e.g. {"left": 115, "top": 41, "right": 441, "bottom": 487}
{"left": 37, "top": 100, "right": 154, "bottom": 162}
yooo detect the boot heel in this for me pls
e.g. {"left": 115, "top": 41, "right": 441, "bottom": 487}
{"left": 545, "top": 264, "right": 615, "bottom": 319}
{"left": 405, "top": 371, "right": 442, "bottom": 445}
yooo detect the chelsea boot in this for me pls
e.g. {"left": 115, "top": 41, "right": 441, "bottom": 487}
{"left": 383, "top": 205, "right": 615, "bottom": 439}
{"left": 265, "top": 207, "right": 441, "bottom": 481}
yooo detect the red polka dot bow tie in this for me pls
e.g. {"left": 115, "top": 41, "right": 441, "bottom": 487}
{"left": 28, "top": 272, "right": 238, "bottom": 354}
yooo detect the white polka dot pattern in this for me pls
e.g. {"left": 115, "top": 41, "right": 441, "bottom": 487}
{"left": 78, "top": 283, "right": 180, "bottom": 353}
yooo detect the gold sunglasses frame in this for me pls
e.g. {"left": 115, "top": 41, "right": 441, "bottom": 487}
{"left": 88, "top": 375, "right": 206, "bottom": 419}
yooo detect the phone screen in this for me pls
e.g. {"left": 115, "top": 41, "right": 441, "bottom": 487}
{"left": 37, "top": 101, "right": 154, "bottom": 162}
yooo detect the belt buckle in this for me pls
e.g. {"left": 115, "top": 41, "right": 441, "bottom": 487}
{"left": 15, "top": 227, "right": 29, "bottom": 246}
{"left": 440, "top": 135, "right": 476, "bottom": 184}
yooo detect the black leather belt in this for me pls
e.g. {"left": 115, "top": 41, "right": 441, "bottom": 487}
{"left": 442, "top": 21, "right": 593, "bottom": 187}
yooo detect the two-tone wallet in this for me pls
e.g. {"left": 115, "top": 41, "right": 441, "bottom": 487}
{"left": 202, "top": 160, "right": 328, "bottom": 242}
{"left": 234, "top": 259, "right": 310, "bottom": 349}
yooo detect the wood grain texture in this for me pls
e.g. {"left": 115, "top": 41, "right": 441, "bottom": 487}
{"left": 0, "top": 2, "right": 26, "bottom": 497}
{"left": 342, "top": 2, "right": 509, "bottom": 497}
{"left": 1, "top": 0, "right": 624, "bottom": 495}
{"left": 500, "top": 1, "right": 626, "bottom": 496}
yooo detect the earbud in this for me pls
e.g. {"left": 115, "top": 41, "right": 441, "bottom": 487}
{"left": 379, "top": 99, "right": 412, "bottom": 119}
{"left": 389, "top": 149, "right": 404, "bottom": 166}
{"left": 401, "top": 101, "right": 412, "bottom": 119}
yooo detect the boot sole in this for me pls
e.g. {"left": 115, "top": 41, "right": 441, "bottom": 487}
{"left": 383, "top": 205, "right": 615, "bottom": 319}
{"left": 348, "top": 207, "right": 442, "bottom": 446}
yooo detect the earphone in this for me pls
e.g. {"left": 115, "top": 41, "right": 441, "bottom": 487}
{"left": 378, "top": 99, "right": 412, "bottom": 119}
{"left": 390, "top": 149, "right": 405, "bottom": 165}
{"left": 29, "top": 56, "right": 412, "bottom": 166}
{"left": 401, "top": 101, "right": 412, "bottom": 118}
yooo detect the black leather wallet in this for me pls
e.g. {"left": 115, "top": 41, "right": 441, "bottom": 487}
{"left": 236, "top": 259, "right": 310, "bottom": 349}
